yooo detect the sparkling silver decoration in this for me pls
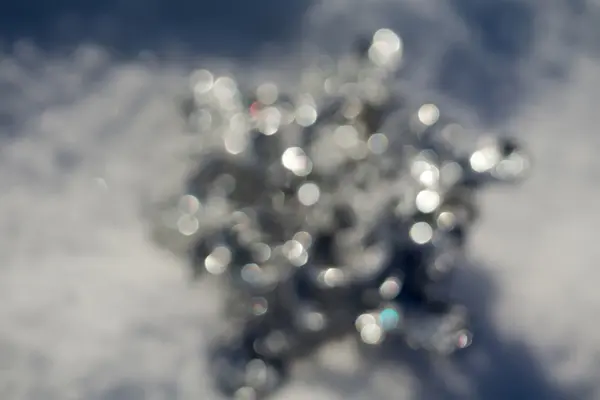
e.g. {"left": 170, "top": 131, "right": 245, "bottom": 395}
{"left": 152, "top": 28, "right": 529, "bottom": 399}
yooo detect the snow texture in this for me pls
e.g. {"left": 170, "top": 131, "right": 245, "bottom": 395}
{"left": 1, "top": 0, "right": 600, "bottom": 399}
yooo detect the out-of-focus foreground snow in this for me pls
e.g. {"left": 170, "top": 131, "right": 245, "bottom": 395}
{"left": 1, "top": 1, "right": 600, "bottom": 399}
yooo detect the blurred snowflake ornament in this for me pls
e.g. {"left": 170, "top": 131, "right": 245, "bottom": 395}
{"left": 151, "top": 28, "right": 529, "bottom": 399}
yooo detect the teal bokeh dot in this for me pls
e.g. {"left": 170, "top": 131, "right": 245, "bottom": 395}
{"left": 379, "top": 308, "right": 400, "bottom": 331}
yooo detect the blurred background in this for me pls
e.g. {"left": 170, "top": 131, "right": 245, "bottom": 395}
{"left": 1, "top": 0, "right": 600, "bottom": 399}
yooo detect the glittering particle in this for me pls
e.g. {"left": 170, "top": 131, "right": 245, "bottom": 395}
{"left": 224, "top": 132, "right": 248, "bottom": 155}
{"left": 292, "top": 231, "right": 313, "bottom": 248}
{"left": 356, "top": 313, "right": 377, "bottom": 331}
{"left": 191, "top": 69, "right": 214, "bottom": 97}
{"left": 360, "top": 322, "right": 384, "bottom": 345}
{"left": 297, "top": 182, "right": 320, "bottom": 206}
{"left": 281, "top": 147, "right": 312, "bottom": 176}
{"left": 257, "top": 107, "right": 282, "bottom": 136}
{"left": 411, "top": 157, "right": 440, "bottom": 187}
{"left": 334, "top": 125, "right": 360, "bottom": 149}
{"left": 395, "top": 188, "right": 418, "bottom": 217}
{"left": 251, "top": 297, "right": 269, "bottom": 316}
{"left": 249, "top": 101, "right": 261, "bottom": 117}
{"left": 295, "top": 104, "right": 318, "bottom": 127}
{"left": 415, "top": 189, "right": 441, "bottom": 213}
{"left": 319, "top": 268, "right": 346, "bottom": 287}
{"left": 178, "top": 194, "right": 201, "bottom": 215}
{"left": 494, "top": 149, "right": 528, "bottom": 181}
{"left": 260, "top": 331, "right": 289, "bottom": 355}
{"left": 177, "top": 214, "right": 199, "bottom": 236}
{"left": 256, "top": 83, "right": 279, "bottom": 106}
{"left": 283, "top": 240, "right": 304, "bottom": 260}
{"left": 437, "top": 211, "right": 458, "bottom": 230}
{"left": 468, "top": 137, "right": 529, "bottom": 179}
{"left": 297, "top": 306, "right": 327, "bottom": 332}
{"left": 410, "top": 222, "right": 434, "bottom": 244}
{"left": 367, "top": 133, "right": 389, "bottom": 154}
{"left": 379, "top": 277, "right": 402, "bottom": 300}
{"left": 250, "top": 243, "right": 272, "bottom": 263}
{"left": 241, "top": 263, "right": 264, "bottom": 286}
{"left": 205, "top": 246, "right": 232, "bottom": 275}
{"left": 342, "top": 97, "right": 363, "bottom": 119}
{"left": 417, "top": 103, "right": 440, "bottom": 126}
{"left": 369, "top": 28, "right": 403, "bottom": 68}
{"left": 373, "top": 29, "right": 402, "bottom": 52}
{"left": 430, "top": 251, "right": 458, "bottom": 279}
{"left": 245, "top": 359, "right": 269, "bottom": 388}
{"left": 440, "top": 161, "right": 462, "bottom": 187}
{"left": 456, "top": 330, "right": 473, "bottom": 349}
{"left": 379, "top": 307, "right": 401, "bottom": 331}
{"left": 470, "top": 148, "right": 498, "bottom": 172}
{"left": 213, "top": 76, "right": 238, "bottom": 104}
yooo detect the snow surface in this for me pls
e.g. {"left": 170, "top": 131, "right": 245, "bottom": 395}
{"left": 1, "top": 1, "right": 600, "bottom": 399}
